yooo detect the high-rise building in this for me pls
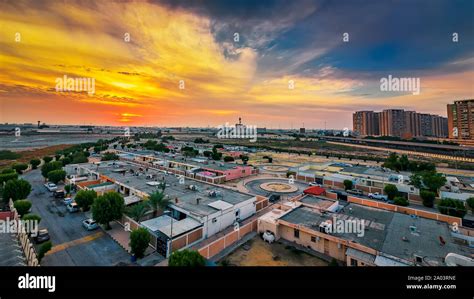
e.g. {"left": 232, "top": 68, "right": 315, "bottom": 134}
{"left": 353, "top": 111, "right": 379, "bottom": 136}
{"left": 353, "top": 109, "right": 448, "bottom": 138}
{"left": 447, "top": 99, "right": 474, "bottom": 140}
{"left": 379, "top": 109, "right": 406, "bottom": 137}
{"left": 404, "top": 111, "right": 421, "bottom": 138}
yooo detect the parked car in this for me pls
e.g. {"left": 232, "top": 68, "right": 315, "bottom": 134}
{"left": 34, "top": 229, "right": 50, "bottom": 244}
{"left": 262, "top": 231, "right": 275, "bottom": 244}
{"left": 82, "top": 219, "right": 99, "bottom": 231}
{"left": 309, "top": 182, "right": 322, "bottom": 187}
{"left": 368, "top": 192, "right": 388, "bottom": 201}
{"left": 44, "top": 183, "right": 57, "bottom": 192}
{"left": 66, "top": 202, "right": 80, "bottom": 213}
{"left": 53, "top": 190, "right": 65, "bottom": 198}
{"left": 63, "top": 197, "right": 74, "bottom": 205}
{"left": 347, "top": 189, "right": 363, "bottom": 196}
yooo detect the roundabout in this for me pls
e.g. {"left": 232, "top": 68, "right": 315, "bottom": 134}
{"left": 243, "top": 178, "right": 308, "bottom": 197}
{"left": 259, "top": 182, "right": 298, "bottom": 193}
{"left": 260, "top": 165, "right": 290, "bottom": 172}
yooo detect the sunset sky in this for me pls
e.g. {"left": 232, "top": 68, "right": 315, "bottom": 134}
{"left": 0, "top": 0, "right": 473, "bottom": 129}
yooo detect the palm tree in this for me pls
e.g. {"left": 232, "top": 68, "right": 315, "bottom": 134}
{"left": 126, "top": 202, "right": 149, "bottom": 222}
{"left": 148, "top": 190, "right": 169, "bottom": 217}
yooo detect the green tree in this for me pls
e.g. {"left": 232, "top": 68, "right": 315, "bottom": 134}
{"left": 168, "top": 249, "right": 206, "bottom": 266}
{"left": 30, "top": 159, "right": 41, "bottom": 169}
{"left": 92, "top": 192, "right": 125, "bottom": 229}
{"left": 421, "top": 171, "right": 446, "bottom": 193}
{"left": 47, "top": 169, "right": 66, "bottom": 184}
{"left": 467, "top": 197, "right": 474, "bottom": 213}
{"left": 75, "top": 189, "right": 97, "bottom": 211}
{"left": 38, "top": 241, "right": 52, "bottom": 263}
{"left": 55, "top": 154, "right": 61, "bottom": 161}
{"left": 384, "top": 184, "right": 398, "bottom": 201}
{"left": 0, "top": 170, "right": 18, "bottom": 184}
{"left": 409, "top": 173, "right": 423, "bottom": 189}
{"left": 71, "top": 152, "right": 88, "bottom": 163}
{"left": 223, "top": 156, "right": 235, "bottom": 162}
{"left": 148, "top": 190, "right": 169, "bottom": 218}
{"left": 12, "top": 163, "right": 28, "bottom": 174}
{"left": 126, "top": 202, "right": 149, "bottom": 222}
{"left": 43, "top": 156, "right": 53, "bottom": 163}
{"left": 13, "top": 200, "right": 32, "bottom": 216}
{"left": 61, "top": 156, "right": 72, "bottom": 166}
{"left": 22, "top": 213, "right": 41, "bottom": 223}
{"left": 2, "top": 179, "right": 31, "bottom": 203}
{"left": 420, "top": 190, "right": 436, "bottom": 208}
{"left": 203, "top": 151, "right": 212, "bottom": 158}
{"left": 101, "top": 152, "right": 119, "bottom": 161}
{"left": 129, "top": 227, "right": 151, "bottom": 259}
{"left": 399, "top": 155, "right": 410, "bottom": 171}
{"left": 64, "top": 184, "right": 72, "bottom": 194}
{"left": 41, "top": 161, "right": 63, "bottom": 178}
{"left": 393, "top": 196, "right": 409, "bottom": 207}
{"left": 343, "top": 180, "right": 353, "bottom": 191}
{"left": 239, "top": 155, "right": 249, "bottom": 165}
{"left": 438, "top": 198, "right": 467, "bottom": 218}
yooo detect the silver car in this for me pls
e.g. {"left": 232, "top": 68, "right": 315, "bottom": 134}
{"left": 82, "top": 219, "right": 99, "bottom": 231}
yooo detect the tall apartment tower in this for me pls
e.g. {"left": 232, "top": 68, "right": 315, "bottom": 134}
{"left": 379, "top": 109, "right": 406, "bottom": 137}
{"left": 353, "top": 111, "right": 379, "bottom": 136}
{"left": 404, "top": 111, "right": 421, "bottom": 137}
{"left": 447, "top": 99, "right": 474, "bottom": 140}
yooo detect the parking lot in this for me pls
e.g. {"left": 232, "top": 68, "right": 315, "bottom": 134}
{"left": 23, "top": 169, "right": 131, "bottom": 266}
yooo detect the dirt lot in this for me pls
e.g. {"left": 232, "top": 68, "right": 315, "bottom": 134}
{"left": 220, "top": 237, "right": 329, "bottom": 266}
{"left": 0, "top": 144, "right": 71, "bottom": 170}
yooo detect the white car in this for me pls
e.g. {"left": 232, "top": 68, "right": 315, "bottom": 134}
{"left": 63, "top": 197, "right": 74, "bottom": 205}
{"left": 309, "top": 182, "right": 322, "bottom": 187}
{"left": 66, "top": 202, "right": 80, "bottom": 213}
{"left": 368, "top": 192, "right": 388, "bottom": 201}
{"left": 262, "top": 231, "right": 275, "bottom": 244}
{"left": 44, "top": 183, "right": 58, "bottom": 192}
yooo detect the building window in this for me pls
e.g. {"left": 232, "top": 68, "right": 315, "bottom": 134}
{"left": 294, "top": 229, "right": 299, "bottom": 239}
{"left": 311, "top": 236, "right": 316, "bottom": 243}
{"left": 350, "top": 258, "right": 358, "bottom": 266}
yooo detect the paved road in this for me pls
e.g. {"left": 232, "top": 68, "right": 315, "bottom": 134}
{"left": 22, "top": 169, "right": 130, "bottom": 266}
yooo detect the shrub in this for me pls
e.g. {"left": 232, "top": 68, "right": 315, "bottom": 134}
{"left": 438, "top": 198, "right": 467, "bottom": 218}
{"left": 12, "top": 163, "right": 28, "bottom": 174}
{"left": 22, "top": 213, "right": 42, "bottom": 223}
{"left": 384, "top": 184, "right": 398, "bottom": 201}
{"left": 14, "top": 200, "right": 32, "bottom": 216}
{"left": 393, "top": 196, "right": 409, "bottom": 207}
{"left": 223, "top": 156, "right": 235, "bottom": 162}
{"left": 129, "top": 227, "right": 151, "bottom": 259}
{"left": 2, "top": 179, "right": 31, "bottom": 203}
{"left": 43, "top": 156, "right": 53, "bottom": 163}
{"left": 168, "top": 249, "right": 205, "bottom": 267}
{"left": 467, "top": 197, "right": 474, "bottom": 213}
{"left": 75, "top": 189, "right": 97, "bottom": 211}
{"left": 30, "top": 159, "right": 41, "bottom": 169}
{"left": 420, "top": 190, "right": 436, "bottom": 208}
{"left": 38, "top": 241, "right": 53, "bottom": 263}
{"left": 47, "top": 169, "right": 66, "bottom": 184}
{"left": 41, "top": 161, "right": 63, "bottom": 178}
{"left": 343, "top": 180, "right": 353, "bottom": 191}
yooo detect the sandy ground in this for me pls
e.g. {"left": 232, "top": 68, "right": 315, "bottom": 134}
{"left": 0, "top": 144, "right": 72, "bottom": 170}
{"left": 220, "top": 237, "right": 329, "bottom": 266}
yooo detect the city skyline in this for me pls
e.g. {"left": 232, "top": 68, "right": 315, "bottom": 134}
{"left": 1, "top": 0, "right": 473, "bottom": 128}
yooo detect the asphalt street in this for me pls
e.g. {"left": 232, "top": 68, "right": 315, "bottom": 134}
{"left": 22, "top": 169, "right": 130, "bottom": 266}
